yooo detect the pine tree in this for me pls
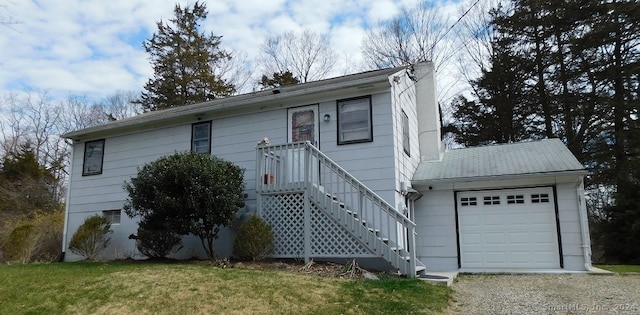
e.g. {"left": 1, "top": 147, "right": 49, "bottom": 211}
{"left": 138, "top": 2, "right": 235, "bottom": 111}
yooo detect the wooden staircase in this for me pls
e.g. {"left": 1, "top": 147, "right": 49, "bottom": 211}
{"left": 257, "top": 141, "right": 425, "bottom": 277}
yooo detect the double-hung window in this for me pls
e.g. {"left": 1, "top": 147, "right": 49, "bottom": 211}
{"left": 83, "top": 139, "right": 105, "bottom": 176}
{"left": 337, "top": 96, "right": 372, "bottom": 144}
{"left": 192, "top": 121, "right": 211, "bottom": 154}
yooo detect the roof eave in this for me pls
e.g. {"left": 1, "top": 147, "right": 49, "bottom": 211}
{"left": 62, "top": 67, "right": 406, "bottom": 141}
{"left": 412, "top": 169, "right": 587, "bottom": 186}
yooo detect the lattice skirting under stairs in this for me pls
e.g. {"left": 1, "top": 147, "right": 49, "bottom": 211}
{"left": 261, "top": 193, "right": 373, "bottom": 258}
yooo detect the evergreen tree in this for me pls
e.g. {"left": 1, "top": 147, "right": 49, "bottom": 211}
{"left": 259, "top": 71, "right": 300, "bottom": 89}
{"left": 0, "top": 144, "right": 59, "bottom": 219}
{"left": 138, "top": 2, "right": 235, "bottom": 111}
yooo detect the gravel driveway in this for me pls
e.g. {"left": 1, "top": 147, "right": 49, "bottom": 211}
{"left": 446, "top": 274, "right": 640, "bottom": 314}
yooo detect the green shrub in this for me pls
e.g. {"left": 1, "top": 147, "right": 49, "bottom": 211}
{"left": 0, "top": 209, "right": 64, "bottom": 263}
{"left": 2, "top": 223, "right": 35, "bottom": 263}
{"left": 234, "top": 214, "right": 273, "bottom": 261}
{"left": 69, "top": 214, "right": 112, "bottom": 261}
{"left": 135, "top": 226, "right": 183, "bottom": 259}
{"left": 124, "top": 152, "right": 245, "bottom": 259}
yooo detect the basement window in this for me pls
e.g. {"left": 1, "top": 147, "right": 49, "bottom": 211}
{"left": 103, "top": 210, "right": 121, "bottom": 224}
{"left": 337, "top": 96, "right": 372, "bottom": 144}
{"left": 82, "top": 139, "right": 105, "bottom": 176}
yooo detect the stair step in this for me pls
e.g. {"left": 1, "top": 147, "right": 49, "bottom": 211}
{"left": 416, "top": 265, "right": 427, "bottom": 273}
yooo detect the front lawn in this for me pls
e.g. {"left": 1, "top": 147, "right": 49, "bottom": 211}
{"left": 0, "top": 262, "right": 452, "bottom": 315}
{"left": 596, "top": 264, "right": 640, "bottom": 274}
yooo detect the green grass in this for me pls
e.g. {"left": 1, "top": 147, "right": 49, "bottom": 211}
{"left": 595, "top": 264, "right": 640, "bottom": 274}
{"left": 0, "top": 262, "right": 452, "bottom": 315}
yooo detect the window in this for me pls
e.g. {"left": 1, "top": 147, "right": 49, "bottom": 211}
{"left": 83, "top": 139, "right": 105, "bottom": 176}
{"left": 531, "top": 193, "right": 550, "bottom": 203}
{"left": 461, "top": 197, "right": 477, "bottom": 206}
{"left": 337, "top": 96, "right": 372, "bottom": 144}
{"left": 103, "top": 210, "right": 121, "bottom": 224}
{"left": 507, "top": 195, "right": 525, "bottom": 204}
{"left": 192, "top": 121, "right": 211, "bottom": 153}
{"left": 402, "top": 110, "right": 410, "bottom": 156}
{"left": 484, "top": 196, "right": 500, "bottom": 205}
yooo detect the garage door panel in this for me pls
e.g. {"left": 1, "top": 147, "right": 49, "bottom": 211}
{"left": 458, "top": 188, "right": 560, "bottom": 270}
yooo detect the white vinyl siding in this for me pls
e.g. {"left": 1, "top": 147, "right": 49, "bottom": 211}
{"left": 337, "top": 96, "right": 372, "bottom": 144}
{"left": 82, "top": 139, "right": 105, "bottom": 176}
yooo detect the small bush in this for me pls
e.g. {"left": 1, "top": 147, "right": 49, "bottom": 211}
{"left": 234, "top": 214, "right": 273, "bottom": 261}
{"left": 135, "top": 227, "right": 183, "bottom": 259}
{"left": 0, "top": 209, "right": 64, "bottom": 263}
{"left": 69, "top": 214, "right": 112, "bottom": 261}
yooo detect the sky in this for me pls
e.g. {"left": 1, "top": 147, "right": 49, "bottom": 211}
{"left": 0, "top": 0, "right": 471, "bottom": 103}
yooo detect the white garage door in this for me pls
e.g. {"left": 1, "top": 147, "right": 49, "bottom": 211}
{"left": 457, "top": 187, "right": 560, "bottom": 271}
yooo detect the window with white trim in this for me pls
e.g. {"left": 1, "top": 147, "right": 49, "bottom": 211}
{"left": 337, "top": 96, "right": 372, "bottom": 144}
{"left": 402, "top": 110, "right": 410, "bottom": 156}
{"left": 83, "top": 139, "right": 105, "bottom": 176}
{"left": 103, "top": 210, "right": 121, "bottom": 224}
{"left": 192, "top": 121, "right": 211, "bottom": 154}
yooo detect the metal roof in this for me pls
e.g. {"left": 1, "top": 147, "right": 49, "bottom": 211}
{"left": 62, "top": 66, "right": 407, "bottom": 140}
{"left": 413, "top": 138, "right": 586, "bottom": 183}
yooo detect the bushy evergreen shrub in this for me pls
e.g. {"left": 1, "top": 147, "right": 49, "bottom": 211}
{"left": 234, "top": 214, "right": 273, "bottom": 261}
{"left": 0, "top": 209, "right": 64, "bottom": 263}
{"left": 135, "top": 226, "right": 183, "bottom": 259}
{"left": 68, "top": 214, "right": 112, "bottom": 261}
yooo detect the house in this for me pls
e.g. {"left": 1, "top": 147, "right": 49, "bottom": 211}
{"left": 61, "top": 62, "right": 593, "bottom": 275}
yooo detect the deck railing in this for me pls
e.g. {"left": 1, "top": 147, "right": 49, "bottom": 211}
{"left": 256, "top": 141, "right": 417, "bottom": 275}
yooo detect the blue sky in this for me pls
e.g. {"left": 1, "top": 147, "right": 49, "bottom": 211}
{"left": 0, "top": 0, "right": 468, "bottom": 102}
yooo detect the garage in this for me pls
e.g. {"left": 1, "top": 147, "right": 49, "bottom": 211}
{"left": 457, "top": 187, "right": 561, "bottom": 270}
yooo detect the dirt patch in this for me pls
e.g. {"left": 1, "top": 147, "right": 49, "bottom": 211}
{"left": 190, "top": 258, "right": 382, "bottom": 279}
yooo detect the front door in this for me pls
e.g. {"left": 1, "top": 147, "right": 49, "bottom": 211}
{"left": 287, "top": 105, "right": 319, "bottom": 184}
{"left": 288, "top": 105, "right": 319, "bottom": 146}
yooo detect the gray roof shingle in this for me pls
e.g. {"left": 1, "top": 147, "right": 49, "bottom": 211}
{"left": 413, "top": 138, "right": 585, "bottom": 183}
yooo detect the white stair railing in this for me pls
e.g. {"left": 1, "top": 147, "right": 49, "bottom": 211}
{"left": 257, "top": 141, "right": 418, "bottom": 276}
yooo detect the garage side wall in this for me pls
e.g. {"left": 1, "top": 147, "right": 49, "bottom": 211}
{"left": 413, "top": 189, "right": 458, "bottom": 271}
{"left": 555, "top": 183, "right": 588, "bottom": 270}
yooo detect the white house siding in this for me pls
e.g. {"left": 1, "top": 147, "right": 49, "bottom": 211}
{"left": 389, "top": 71, "right": 421, "bottom": 211}
{"left": 413, "top": 188, "right": 459, "bottom": 271}
{"left": 65, "top": 124, "right": 197, "bottom": 261}
{"left": 555, "top": 182, "right": 587, "bottom": 270}
{"left": 318, "top": 92, "right": 397, "bottom": 205}
{"left": 65, "top": 89, "right": 409, "bottom": 261}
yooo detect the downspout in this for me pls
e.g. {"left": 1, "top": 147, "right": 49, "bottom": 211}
{"left": 576, "top": 178, "right": 594, "bottom": 271}
{"left": 60, "top": 140, "right": 75, "bottom": 262}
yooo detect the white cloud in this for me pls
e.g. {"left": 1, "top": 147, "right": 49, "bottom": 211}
{"left": 0, "top": 0, "right": 469, "bottom": 102}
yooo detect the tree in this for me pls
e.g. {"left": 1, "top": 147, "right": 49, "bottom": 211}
{"left": 123, "top": 152, "right": 245, "bottom": 259}
{"left": 259, "top": 30, "right": 337, "bottom": 83}
{"left": 68, "top": 214, "right": 112, "bottom": 261}
{"left": 138, "top": 2, "right": 235, "bottom": 111}
{"left": 0, "top": 144, "right": 59, "bottom": 223}
{"left": 259, "top": 71, "right": 300, "bottom": 89}
{"left": 361, "top": 1, "right": 452, "bottom": 70}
